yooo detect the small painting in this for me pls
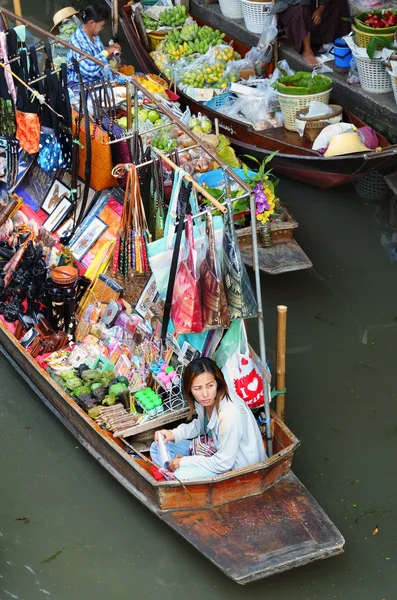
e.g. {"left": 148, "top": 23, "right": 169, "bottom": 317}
{"left": 69, "top": 217, "right": 108, "bottom": 261}
{"left": 42, "top": 179, "right": 71, "bottom": 214}
{"left": 43, "top": 198, "right": 72, "bottom": 233}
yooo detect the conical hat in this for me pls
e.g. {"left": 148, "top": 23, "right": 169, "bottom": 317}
{"left": 51, "top": 7, "right": 79, "bottom": 32}
{"left": 324, "top": 131, "right": 370, "bottom": 158}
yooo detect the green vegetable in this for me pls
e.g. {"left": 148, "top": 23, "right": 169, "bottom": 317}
{"left": 102, "top": 395, "right": 116, "bottom": 406}
{"left": 109, "top": 383, "right": 128, "bottom": 398}
{"left": 91, "top": 382, "right": 103, "bottom": 391}
{"left": 64, "top": 377, "right": 83, "bottom": 390}
{"left": 88, "top": 406, "right": 102, "bottom": 419}
{"left": 81, "top": 369, "right": 103, "bottom": 384}
{"left": 73, "top": 385, "right": 92, "bottom": 396}
{"left": 61, "top": 370, "right": 77, "bottom": 381}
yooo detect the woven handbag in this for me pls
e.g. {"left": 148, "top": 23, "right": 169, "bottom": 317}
{"left": 200, "top": 211, "right": 230, "bottom": 331}
{"left": 108, "top": 164, "right": 151, "bottom": 305}
{"left": 223, "top": 202, "right": 258, "bottom": 320}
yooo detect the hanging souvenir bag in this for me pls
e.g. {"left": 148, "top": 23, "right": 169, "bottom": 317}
{"left": 110, "top": 164, "right": 151, "bottom": 305}
{"left": 148, "top": 157, "right": 165, "bottom": 241}
{"left": 0, "top": 63, "right": 16, "bottom": 137}
{"left": 223, "top": 202, "right": 258, "bottom": 320}
{"left": 15, "top": 49, "right": 40, "bottom": 154}
{"left": 213, "top": 320, "right": 267, "bottom": 410}
{"left": 170, "top": 215, "right": 203, "bottom": 334}
{"left": 200, "top": 211, "right": 230, "bottom": 331}
{"left": 38, "top": 70, "right": 70, "bottom": 172}
{"left": 71, "top": 79, "right": 118, "bottom": 190}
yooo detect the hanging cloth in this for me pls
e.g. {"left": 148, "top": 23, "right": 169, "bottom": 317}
{"left": 0, "top": 32, "right": 16, "bottom": 104}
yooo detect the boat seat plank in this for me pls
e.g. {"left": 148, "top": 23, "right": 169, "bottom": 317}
{"left": 161, "top": 471, "right": 344, "bottom": 584}
{"left": 241, "top": 240, "right": 313, "bottom": 275}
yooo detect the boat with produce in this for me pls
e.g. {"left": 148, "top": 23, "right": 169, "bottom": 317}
{"left": 119, "top": 1, "right": 397, "bottom": 189}
{"left": 0, "top": 319, "right": 344, "bottom": 584}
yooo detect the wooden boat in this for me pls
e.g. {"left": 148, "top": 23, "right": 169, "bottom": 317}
{"left": 119, "top": 2, "right": 397, "bottom": 189}
{"left": 0, "top": 320, "right": 344, "bottom": 583}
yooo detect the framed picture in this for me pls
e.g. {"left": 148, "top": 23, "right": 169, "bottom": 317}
{"left": 135, "top": 275, "right": 158, "bottom": 318}
{"left": 43, "top": 198, "right": 71, "bottom": 233}
{"left": 56, "top": 217, "right": 75, "bottom": 239}
{"left": 42, "top": 179, "right": 71, "bottom": 214}
{"left": 69, "top": 217, "right": 108, "bottom": 261}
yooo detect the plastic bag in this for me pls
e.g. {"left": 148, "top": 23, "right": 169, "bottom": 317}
{"left": 347, "top": 57, "right": 360, "bottom": 85}
{"left": 225, "top": 58, "right": 256, "bottom": 80}
{"left": 213, "top": 320, "right": 265, "bottom": 409}
{"left": 245, "top": 44, "right": 273, "bottom": 77}
{"left": 178, "top": 44, "right": 236, "bottom": 89}
{"left": 299, "top": 101, "right": 334, "bottom": 118}
{"left": 223, "top": 95, "right": 282, "bottom": 131}
{"left": 258, "top": 24, "right": 278, "bottom": 47}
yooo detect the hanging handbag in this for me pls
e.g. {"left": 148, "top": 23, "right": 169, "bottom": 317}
{"left": 200, "top": 211, "right": 230, "bottom": 331}
{"left": 109, "top": 164, "right": 151, "bottom": 305}
{"left": 0, "top": 64, "right": 15, "bottom": 137}
{"left": 71, "top": 83, "right": 118, "bottom": 191}
{"left": 15, "top": 49, "right": 40, "bottom": 154}
{"left": 170, "top": 215, "right": 203, "bottom": 334}
{"left": 38, "top": 70, "right": 70, "bottom": 172}
{"left": 223, "top": 202, "right": 258, "bottom": 320}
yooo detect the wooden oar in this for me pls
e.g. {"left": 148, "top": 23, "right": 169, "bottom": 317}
{"left": 276, "top": 305, "right": 287, "bottom": 420}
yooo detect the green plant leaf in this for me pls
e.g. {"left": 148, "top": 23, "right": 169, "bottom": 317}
{"left": 241, "top": 154, "right": 261, "bottom": 165}
{"left": 366, "top": 35, "right": 394, "bottom": 59}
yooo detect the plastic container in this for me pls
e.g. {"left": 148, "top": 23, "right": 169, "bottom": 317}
{"left": 154, "top": 397, "right": 164, "bottom": 414}
{"left": 198, "top": 167, "right": 256, "bottom": 189}
{"left": 146, "top": 401, "right": 157, "bottom": 419}
{"left": 330, "top": 37, "right": 352, "bottom": 69}
{"left": 241, "top": 0, "right": 272, "bottom": 34}
{"left": 219, "top": 0, "right": 243, "bottom": 19}
{"left": 354, "top": 54, "right": 392, "bottom": 93}
{"left": 276, "top": 89, "right": 332, "bottom": 131}
{"left": 388, "top": 69, "right": 397, "bottom": 104}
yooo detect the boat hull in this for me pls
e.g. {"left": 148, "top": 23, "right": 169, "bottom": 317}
{"left": 119, "top": 3, "right": 397, "bottom": 189}
{"left": 0, "top": 321, "right": 344, "bottom": 582}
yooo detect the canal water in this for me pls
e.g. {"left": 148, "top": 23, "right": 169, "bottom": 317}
{"left": 0, "top": 1, "right": 396, "bottom": 599}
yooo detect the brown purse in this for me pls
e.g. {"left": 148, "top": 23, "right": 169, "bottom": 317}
{"left": 200, "top": 211, "right": 230, "bottom": 331}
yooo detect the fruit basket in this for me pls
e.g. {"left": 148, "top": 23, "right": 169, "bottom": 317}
{"left": 354, "top": 10, "right": 397, "bottom": 33}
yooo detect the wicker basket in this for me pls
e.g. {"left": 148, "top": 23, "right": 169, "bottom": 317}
{"left": 277, "top": 89, "right": 332, "bottom": 132}
{"left": 388, "top": 69, "right": 397, "bottom": 104}
{"left": 354, "top": 53, "right": 392, "bottom": 93}
{"left": 147, "top": 30, "right": 168, "bottom": 52}
{"left": 219, "top": 0, "right": 243, "bottom": 19}
{"left": 297, "top": 104, "right": 343, "bottom": 141}
{"left": 241, "top": 0, "right": 273, "bottom": 34}
{"left": 352, "top": 24, "right": 395, "bottom": 48}
{"left": 353, "top": 170, "right": 392, "bottom": 202}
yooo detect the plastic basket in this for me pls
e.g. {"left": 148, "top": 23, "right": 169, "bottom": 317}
{"left": 198, "top": 168, "right": 256, "bottom": 189}
{"left": 219, "top": 0, "right": 243, "bottom": 19}
{"left": 277, "top": 89, "right": 332, "bottom": 132}
{"left": 204, "top": 92, "right": 236, "bottom": 111}
{"left": 388, "top": 69, "right": 397, "bottom": 104}
{"left": 354, "top": 54, "right": 392, "bottom": 93}
{"left": 241, "top": 0, "right": 272, "bottom": 34}
{"left": 147, "top": 30, "right": 168, "bottom": 52}
{"left": 351, "top": 24, "right": 395, "bottom": 47}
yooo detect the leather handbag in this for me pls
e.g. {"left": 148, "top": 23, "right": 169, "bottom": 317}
{"left": 223, "top": 202, "right": 258, "bottom": 320}
{"left": 200, "top": 211, "right": 230, "bottom": 331}
{"left": 170, "top": 215, "right": 203, "bottom": 334}
{"left": 15, "top": 50, "right": 40, "bottom": 154}
{"left": 0, "top": 65, "right": 15, "bottom": 137}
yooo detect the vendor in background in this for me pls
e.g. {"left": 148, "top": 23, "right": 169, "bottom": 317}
{"left": 67, "top": 3, "right": 121, "bottom": 87}
{"left": 150, "top": 358, "right": 267, "bottom": 481}
{"left": 271, "top": 0, "right": 350, "bottom": 67}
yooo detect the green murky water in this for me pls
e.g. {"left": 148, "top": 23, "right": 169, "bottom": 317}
{"left": 0, "top": 2, "right": 396, "bottom": 598}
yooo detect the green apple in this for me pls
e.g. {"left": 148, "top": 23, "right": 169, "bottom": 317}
{"left": 148, "top": 110, "right": 160, "bottom": 124}
{"left": 189, "top": 117, "right": 200, "bottom": 128}
{"left": 117, "top": 116, "right": 128, "bottom": 130}
{"left": 138, "top": 109, "right": 149, "bottom": 121}
{"left": 200, "top": 119, "right": 212, "bottom": 134}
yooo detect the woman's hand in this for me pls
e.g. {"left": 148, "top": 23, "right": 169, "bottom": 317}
{"left": 107, "top": 43, "right": 122, "bottom": 56}
{"left": 168, "top": 457, "right": 182, "bottom": 472}
{"left": 154, "top": 429, "right": 175, "bottom": 444}
{"left": 312, "top": 6, "right": 325, "bottom": 25}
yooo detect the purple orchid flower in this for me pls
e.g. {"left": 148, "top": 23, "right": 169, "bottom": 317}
{"left": 254, "top": 183, "right": 270, "bottom": 214}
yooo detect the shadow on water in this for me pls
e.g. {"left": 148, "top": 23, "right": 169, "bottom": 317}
{"left": 0, "top": 1, "right": 396, "bottom": 598}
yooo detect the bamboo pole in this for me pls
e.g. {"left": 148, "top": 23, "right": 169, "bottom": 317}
{"left": 275, "top": 305, "right": 287, "bottom": 421}
{"left": 153, "top": 148, "right": 227, "bottom": 214}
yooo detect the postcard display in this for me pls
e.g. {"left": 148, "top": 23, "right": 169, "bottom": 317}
{"left": 0, "top": 160, "right": 265, "bottom": 442}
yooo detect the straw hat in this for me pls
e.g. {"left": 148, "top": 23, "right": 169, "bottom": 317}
{"left": 51, "top": 7, "right": 79, "bottom": 32}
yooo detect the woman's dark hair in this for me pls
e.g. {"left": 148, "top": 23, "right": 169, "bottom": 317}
{"left": 182, "top": 357, "right": 230, "bottom": 419}
{"left": 80, "top": 3, "right": 110, "bottom": 23}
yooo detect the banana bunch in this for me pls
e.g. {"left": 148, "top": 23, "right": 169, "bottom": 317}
{"left": 164, "top": 25, "right": 226, "bottom": 59}
{"left": 142, "top": 14, "right": 158, "bottom": 30}
{"left": 159, "top": 5, "right": 187, "bottom": 27}
{"left": 180, "top": 23, "right": 200, "bottom": 41}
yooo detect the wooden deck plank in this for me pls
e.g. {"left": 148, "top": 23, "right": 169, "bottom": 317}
{"left": 161, "top": 471, "right": 344, "bottom": 583}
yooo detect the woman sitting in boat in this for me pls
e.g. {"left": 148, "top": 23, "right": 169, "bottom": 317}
{"left": 150, "top": 358, "right": 267, "bottom": 481}
{"left": 67, "top": 3, "right": 121, "bottom": 88}
{"left": 271, "top": 0, "right": 350, "bottom": 67}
